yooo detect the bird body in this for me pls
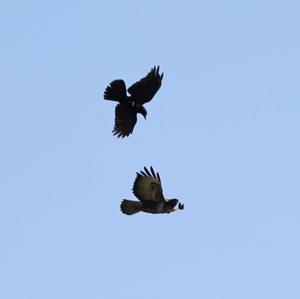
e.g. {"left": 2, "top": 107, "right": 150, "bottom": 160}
{"left": 120, "top": 166, "right": 184, "bottom": 215}
{"left": 104, "top": 66, "right": 163, "bottom": 138}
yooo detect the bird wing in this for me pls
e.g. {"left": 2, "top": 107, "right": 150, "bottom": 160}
{"left": 127, "top": 66, "right": 163, "bottom": 104}
{"left": 113, "top": 103, "right": 137, "bottom": 138}
{"left": 133, "top": 166, "right": 165, "bottom": 202}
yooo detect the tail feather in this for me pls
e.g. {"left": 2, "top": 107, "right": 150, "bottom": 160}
{"left": 104, "top": 79, "right": 127, "bottom": 102}
{"left": 120, "top": 199, "right": 142, "bottom": 215}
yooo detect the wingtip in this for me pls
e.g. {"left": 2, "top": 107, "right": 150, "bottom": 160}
{"left": 152, "top": 65, "right": 160, "bottom": 73}
{"left": 157, "top": 171, "right": 161, "bottom": 182}
{"left": 153, "top": 66, "right": 163, "bottom": 80}
{"left": 150, "top": 166, "right": 156, "bottom": 178}
{"left": 112, "top": 129, "right": 130, "bottom": 138}
{"left": 143, "top": 166, "right": 151, "bottom": 176}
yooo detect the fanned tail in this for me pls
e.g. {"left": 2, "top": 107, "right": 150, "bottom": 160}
{"left": 120, "top": 199, "right": 142, "bottom": 215}
{"left": 104, "top": 79, "right": 127, "bottom": 102}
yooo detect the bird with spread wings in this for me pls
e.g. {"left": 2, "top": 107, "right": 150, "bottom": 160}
{"left": 103, "top": 66, "right": 163, "bottom": 138}
{"left": 120, "top": 166, "right": 184, "bottom": 215}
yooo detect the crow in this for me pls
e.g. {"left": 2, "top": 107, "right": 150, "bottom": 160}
{"left": 104, "top": 66, "right": 163, "bottom": 138}
{"left": 120, "top": 166, "right": 184, "bottom": 215}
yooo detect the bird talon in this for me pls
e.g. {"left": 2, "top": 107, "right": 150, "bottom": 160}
{"left": 178, "top": 203, "right": 184, "bottom": 210}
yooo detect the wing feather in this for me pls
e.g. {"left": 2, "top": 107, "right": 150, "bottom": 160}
{"left": 127, "top": 66, "right": 163, "bottom": 104}
{"left": 132, "top": 166, "right": 164, "bottom": 202}
{"left": 156, "top": 171, "right": 161, "bottom": 183}
{"left": 144, "top": 166, "right": 152, "bottom": 176}
{"left": 150, "top": 166, "right": 158, "bottom": 179}
{"left": 113, "top": 103, "right": 137, "bottom": 138}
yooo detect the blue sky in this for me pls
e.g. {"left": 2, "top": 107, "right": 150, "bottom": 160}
{"left": 1, "top": 0, "right": 300, "bottom": 298}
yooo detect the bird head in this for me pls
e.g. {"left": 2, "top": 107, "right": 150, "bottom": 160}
{"left": 165, "top": 199, "right": 184, "bottom": 212}
{"left": 136, "top": 106, "right": 147, "bottom": 119}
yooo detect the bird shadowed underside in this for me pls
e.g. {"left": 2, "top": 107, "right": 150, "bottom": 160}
{"left": 120, "top": 166, "right": 184, "bottom": 215}
{"left": 103, "top": 66, "right": 163, "bottom": 138}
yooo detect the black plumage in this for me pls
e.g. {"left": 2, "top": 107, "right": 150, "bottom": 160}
{"left": 104, "top": 66, "right": 163, "bottom": 138}
{"left": 120, "top": 166, "right": 184, "bottom": 215}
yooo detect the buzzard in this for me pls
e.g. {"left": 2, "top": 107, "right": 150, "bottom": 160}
{"left": 120, "top": 166, "right": 184, "bottom": 215}
{"left": 104, "top": 66, "right": 163, "bottom": 138}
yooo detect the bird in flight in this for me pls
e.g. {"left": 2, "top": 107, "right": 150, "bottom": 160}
{"left": 120, "top": 166, "right": 184, "bottom": 215}
{"left": 104, "top": 66, "right": 163, "bottom": 138}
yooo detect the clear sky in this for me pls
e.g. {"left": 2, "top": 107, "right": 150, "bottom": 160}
{"left": 1, "top": 1, "right": 300, "bottom": 298}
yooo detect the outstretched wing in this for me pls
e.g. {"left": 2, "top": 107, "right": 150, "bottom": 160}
{"left": 132, "top": 166, "right": 165, "bottom": 202}
{"left": 113, "top": 103, "right": 137, "bottom": 138}
{"left": 127, "top": 66, "right": 163, "bottom": 104}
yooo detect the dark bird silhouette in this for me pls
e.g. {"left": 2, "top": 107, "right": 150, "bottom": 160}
{"left": 120, "top": 166, "right": 184, "bottom": 215}
{"left": 104, "top": 66, "right": 163, "bottom": 138}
